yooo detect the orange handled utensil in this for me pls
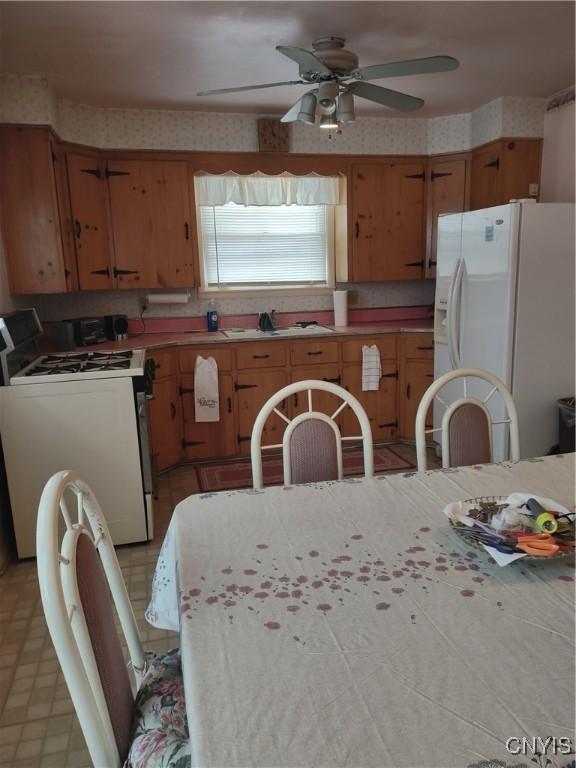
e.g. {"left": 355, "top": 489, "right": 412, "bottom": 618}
{"left": 514, "top": 533, "right": 559, "bottom": 557}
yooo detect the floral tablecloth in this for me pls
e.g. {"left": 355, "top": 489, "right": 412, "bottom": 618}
{"left": 147, "top": 455, "right": 575, "bottom": 768}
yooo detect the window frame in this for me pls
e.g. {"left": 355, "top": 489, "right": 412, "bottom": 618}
{"left": 195, "top": 196, "right": 337, "bottom": 298}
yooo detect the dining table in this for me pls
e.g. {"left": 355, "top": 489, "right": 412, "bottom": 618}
{"left": 146, "top": 454, "right": 575, "bottom": 768}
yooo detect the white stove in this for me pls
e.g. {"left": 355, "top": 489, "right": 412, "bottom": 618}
{"left": 12, "top": 349, "right": 146, "bottom": 384}
{"left": 0, "top": 310, "right": 154, "bottom": 558}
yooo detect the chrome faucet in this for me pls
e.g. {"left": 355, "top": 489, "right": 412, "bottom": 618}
{"left": 258, "top": 310, "right": 276, "bottom": 332}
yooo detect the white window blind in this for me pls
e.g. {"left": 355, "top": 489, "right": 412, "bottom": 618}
{"left": 199, "top": 203, "right": 333, "bottom": 287}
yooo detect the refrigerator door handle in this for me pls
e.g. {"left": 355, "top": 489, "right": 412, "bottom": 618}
{"left": 447, "top": 258, "right": 463, "bottom": 369}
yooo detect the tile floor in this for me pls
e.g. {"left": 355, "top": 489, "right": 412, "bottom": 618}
{"left": 0, "top": 444, "right": 430, "bottom": 767}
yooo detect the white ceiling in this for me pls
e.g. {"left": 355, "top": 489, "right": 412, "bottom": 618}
{"left": 0, "top": 1, "right": 573, "bottom": 118}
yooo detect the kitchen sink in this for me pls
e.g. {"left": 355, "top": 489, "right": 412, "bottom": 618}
{"left": 222, "top": 325, "right": 335, "bottom": 340}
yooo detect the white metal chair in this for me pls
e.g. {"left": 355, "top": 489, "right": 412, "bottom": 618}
{"left": 37, "top": 470, "right": 189, "bottom": 768}
{"left": 251, "top": 379, "right": 374, "bottom": 489}
{"left": 415, "top": 368, "right": 520, "bottom": 471}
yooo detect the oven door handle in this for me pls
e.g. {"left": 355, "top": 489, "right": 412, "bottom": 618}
{"left": 136, "top": 391, "right": 153, "bottom": 495}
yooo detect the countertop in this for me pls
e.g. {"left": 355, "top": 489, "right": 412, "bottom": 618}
{"left": 81, "top": 320, "right": 433, "bottom": 353}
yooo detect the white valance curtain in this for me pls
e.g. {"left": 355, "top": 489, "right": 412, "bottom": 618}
{"left": 194, "top": 172, "right": 340, "bottom": 206}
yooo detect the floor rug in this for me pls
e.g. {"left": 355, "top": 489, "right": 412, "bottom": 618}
{"left": 196, "top": 446, "right": 415, "bottom": 492}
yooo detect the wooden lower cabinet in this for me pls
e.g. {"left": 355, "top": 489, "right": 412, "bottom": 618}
{"left": 146, "top": 331, "right": 437, "bottom": 470}
{"left": 148, "top": 377, "right": 182, "bottom": 471}
{"left": 401, "top": 359, "right": 434, "bottom": 439}
{"left": 290, "top": 365, "right": 343, "bottom": 424}
{"left": 236, "top": 370, "right": 288, "bottom": 455}
{"left": 180, "top": 374, "right": 236, "bottom": 460}
{"left": 341, "top": 362, "right": 398, "bottom": 441}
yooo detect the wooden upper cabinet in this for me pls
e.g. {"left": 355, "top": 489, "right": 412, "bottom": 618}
{"left": 51, "top": 144, "right": 79, "bottom": 292}
{"left": 470, "top": 143, "right": 501, "bottom": 210}
{"left": 349, "top": 161, "right": 426, "bottom": 282}
{"left": 426, "top": 156, "right": 470, "bottom": 279}
{"left": 106, "top": 159, "right": 195, "bottom": 290}
{"left": 470, "top": 138, "right": 542, "bottom": 211}
{"left": 350, "top": 163, "right": 387, "bottom": 282}
{"left": 498, "top": 139, "right": 542, "bottom": 204}
{"left": 0, "top": 126, "right": 68, "bottom": 294}
{"left": 66, "top": 153, "right": 113, "bottom": 289}
{"left": 386, "top": 163, "right": 426, "bottom": 280}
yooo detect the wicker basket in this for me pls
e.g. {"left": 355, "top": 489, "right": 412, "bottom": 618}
{"left": 448, "top": 496, "right": 573, "bottom": 561}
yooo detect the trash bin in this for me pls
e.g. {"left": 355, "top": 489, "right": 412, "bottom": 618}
{"left": 558, "top": 397, "right": 575, "bottom": 453}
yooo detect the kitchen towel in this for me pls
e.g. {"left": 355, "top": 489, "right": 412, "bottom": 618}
{"left": 194, "top": 356, "right": 220, "bottom": 422}
{"left": 362, "top": 345, "right": 381, "bottom": 391}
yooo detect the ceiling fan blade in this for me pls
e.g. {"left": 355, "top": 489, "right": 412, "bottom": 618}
{"left": 347, "top": 81, "right": 424, "bottom": 112}
{"left": 276, "top": 46, "right": 332, "bottom": 78}
{"left": 280, "top": 96, "right": 306, "bottom": 123}
{"left": 197, "top": 80, "right": 304, "bottom": 96}
{"left": 353, "top": 56, "right": 459, "bottom": 82}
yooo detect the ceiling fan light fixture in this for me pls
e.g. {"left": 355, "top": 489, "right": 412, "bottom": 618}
{"left": 319, "top": 114, "right": 339, "bottom": 130}
{"left": 297, "top": 92, "right": 317, "bottom": 124}
{"left": 336, "top": 91, "right": 355, "bottom": 123}
{"left": 317, "top": 81, "right": 339, "bottom": 114}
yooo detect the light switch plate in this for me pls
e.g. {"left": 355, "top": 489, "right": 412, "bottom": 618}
{"left": 528, "top": 183, "right": 539, "bottom": 197}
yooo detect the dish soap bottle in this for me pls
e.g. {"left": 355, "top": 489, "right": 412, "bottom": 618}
{"left": 206, "top": 300, "right": 219, "bottom": 332}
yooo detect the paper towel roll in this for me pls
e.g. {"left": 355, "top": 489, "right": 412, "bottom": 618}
{"left": 333, "top": 290, "right": 348, "bottom": 327}
{"left": 146, "top": 292, "right": 190, "bottom": 304}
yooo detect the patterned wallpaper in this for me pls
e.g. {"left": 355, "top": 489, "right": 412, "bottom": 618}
{"left": 501, "top": 96, "right": 547, "bottom": 137}
{"left": 0, "top": 74, "right": 57, "bottom": 127}
{"left": 0, "top": 74, "right": 545, "bottom": 156}
{"left": 427, "top": 112, "right": 472, "bottom": 155}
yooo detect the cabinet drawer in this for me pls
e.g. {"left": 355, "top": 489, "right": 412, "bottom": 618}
{"left": 179, "top": 347, "right": 233, "bottom": 372}
{"left": 403, "top": 333, "right": 434, "bottom": 359}
{"left": 341, "top": 335, "right": 397, "bottom": 363}
{"left": 148, "top": 350, "right": 173, "bottom": 379}
{"left": 290, "top": 341, "right": 339, "bottom": 366}
{"left": 236, "top": 342, "right": 286, "bottom": 369}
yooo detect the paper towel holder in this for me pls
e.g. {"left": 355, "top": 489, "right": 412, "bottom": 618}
{"left": 145, "top": 292, "right": 191, "bottom": 305}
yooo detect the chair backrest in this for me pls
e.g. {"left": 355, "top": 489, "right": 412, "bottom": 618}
{"left": 37, "top": 470, "right": 146, "bottom": 768}
{"left": 251, "top": 379, "right": 374, "bottom": 489}
{"left": 415, "top": 368, "right": 520, "bottom": 471}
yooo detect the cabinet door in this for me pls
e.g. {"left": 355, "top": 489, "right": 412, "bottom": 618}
{"left": 290, "top": 365, "right": 342, "bottom": 423}
{"left": 236, "top": 370, "right": 288, "bottom": 455}
{"left": 67, "top": 153, "right": 114, "bottom": 289}
{"left": 148, "top": 377, "right": 183, "bottom": 472}
{"left": 426, "top": 157, "right": 468, "bottom": 279}
{"left": 52, "top": 144, "right": 79, "bottom": 292}
{"left": 470, "top": 143, "right": 501, "bottom": 210}
{"left": 402, "top": 359, "right": 434, "bottom": 440}
{"left": 350, "top": 163, "right": 389, "bottom": 282}
{"left": 341, "top": 362, "right": 398, "bottom": 441}
{"left": 0, "top": 127, "right": 67, "bottom": 294}
{"left": 180, "top": 373, "right": 236, "bottom": 460}
{"left": 385, "top": 163, "right": 426, "bottom": 280}
{"left": 107, "top": 159, "right": 194, "bottom": 289}
{"left": 350, "top": 163, "right": 425, "bottom": 281}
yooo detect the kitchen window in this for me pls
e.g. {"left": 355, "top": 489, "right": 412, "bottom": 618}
{"left": 195, "top": 173, "right": 342, "bottom": 292}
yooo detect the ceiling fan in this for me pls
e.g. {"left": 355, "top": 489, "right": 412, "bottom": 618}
{"left": 198, "top": 37, "right": 459, "bottom": 129}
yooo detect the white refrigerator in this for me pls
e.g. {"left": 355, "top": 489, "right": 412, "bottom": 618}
{"left": 434, "top": 202, "right": 574, "bottom": 462}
